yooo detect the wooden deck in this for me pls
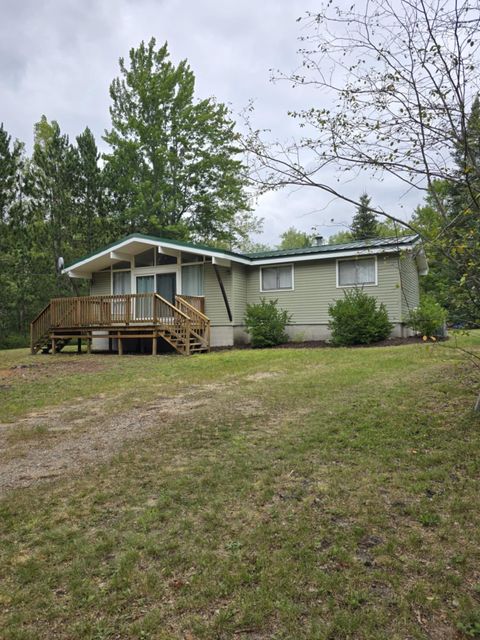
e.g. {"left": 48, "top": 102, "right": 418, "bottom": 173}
{"left": 30, "top": 294, "right": 210, "bottom": 356}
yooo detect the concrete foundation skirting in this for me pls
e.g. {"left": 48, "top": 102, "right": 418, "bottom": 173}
{"left": 229, "top": 322, "right": 410, "bottom": 346}
{"left": 93, "top": 323, "right": 413, "bottom": 351}
{"left": 210, "top": 326, "right": 234, "bottom": 347}
{"left": 92, "top": 331, "right": 110, "bottom": 351}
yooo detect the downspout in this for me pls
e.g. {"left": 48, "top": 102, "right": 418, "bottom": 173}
{"left": 213, "top": 263, "right": 233, "bottom": 322}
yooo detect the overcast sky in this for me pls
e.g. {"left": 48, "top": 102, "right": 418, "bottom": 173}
{"left": 1, "top": 0, "right": 422, "bottom": 245}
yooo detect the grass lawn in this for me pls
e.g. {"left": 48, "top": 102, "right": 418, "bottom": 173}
{"left": 1, "top": 334, "right": 480, "bottom": 639}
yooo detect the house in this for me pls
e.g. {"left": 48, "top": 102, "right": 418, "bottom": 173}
{"left": 30, "top": 233, "right": 428, "bottom": 355}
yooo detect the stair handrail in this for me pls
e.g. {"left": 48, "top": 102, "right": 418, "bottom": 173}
{"left": 154, "top": 293, "right": 190, "bottom": 320}
{"left": 30, "top": 302, "right": 51, "bottom": 353}
{"left": 175, "top": 295, "right": 210, "bottom": 351}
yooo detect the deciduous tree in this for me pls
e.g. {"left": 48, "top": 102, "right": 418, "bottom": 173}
{"left": 104, "top": 39, "right": 256, "bottom": 245}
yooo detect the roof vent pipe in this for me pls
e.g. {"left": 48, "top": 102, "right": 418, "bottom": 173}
{"left": 313, "top": 235, "right": 324, "bottom": 246}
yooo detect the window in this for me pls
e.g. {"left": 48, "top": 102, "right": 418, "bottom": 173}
{"left": 157, "top": 253, "right": 177, "bottom": 265}
{"left": 337, "top": 257, "right": 376, "bottom": 287}
{"left": 113, "top": 271, "right": 131, "bottom": 294}
{"left": 182, "top": 264, "right": 204, "bottom": 296}
{"left": 134, "top": 248, "right": 155, "bottom": 268}
{"left": 112, "top": 260, "right": 131, "bottom": 270}
{"left": 261, "top": 265, "right": 293, "bottom": 291}
{"left": 136, "top": 275, "right": 154, "bottom": 293}
{"left": 181, "top": 252, "right": 203, "bottom": 263}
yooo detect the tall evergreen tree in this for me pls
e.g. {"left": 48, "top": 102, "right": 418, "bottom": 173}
{"left": 28, "top": 116, "right": 77, "bottom": 265}
{"left": 73, "top": 127, "right": 106, "bottom": 253}
{"left": 103, "top": 39, "right": 255, "bottom": 244}
{"left": 350, "top": 193, "right": 378, "bottom": 240}
{"left": 0, "top": 124, "right": 24, "bottom": 341}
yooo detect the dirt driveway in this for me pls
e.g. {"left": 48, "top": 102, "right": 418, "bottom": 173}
{"left": 0, "top": 388, "right": 214, "bottom": 496}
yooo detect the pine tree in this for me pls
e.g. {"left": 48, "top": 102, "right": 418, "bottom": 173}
{"left": 29, "top": 116, "right": 77, "bottom": 265}
{"left": 350, "top": 193, "right": 378, "bottom": 240}
{"left": 73, "top": 127, "right": 106, "bottom": 253}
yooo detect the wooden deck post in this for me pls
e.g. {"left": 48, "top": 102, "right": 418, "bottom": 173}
{"left": 86, "top": 336, "right": 92, "bottom": 354}
{"left": 118, "top": 335, "right": 123, "bottom": 356}
{"left": 77, "top": 338, "right": 82, "bottom": 354}
{"left": 51, "top": 337, "right": 56, "bottom": 354}
{"left": 152, "top": 333, "right": 157, "bottom": 356}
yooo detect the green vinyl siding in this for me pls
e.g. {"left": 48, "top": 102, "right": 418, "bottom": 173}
{"left": 232, "top": 264, "right": 247, "bottom": 325}
{"left": 204, "top": 263, "right": 232, "bottom": 326}
{"left": 399, "top": 253, "right": 420, "bottom": 319}
{"left": 90, "top": 271, "right": 111, "bottom": 296}
{"left": 245, "top": 255, "right": 402, "bottom": 324}
{"left": 89, "top": 252, "right": 416, "bottom": 328}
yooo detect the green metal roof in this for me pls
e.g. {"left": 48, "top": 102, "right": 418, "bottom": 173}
{"left": 65, "top": 232, "right": 420, "bottom": 271}
{"left": 245, "top": 235, "right": 419, "bottom": 260}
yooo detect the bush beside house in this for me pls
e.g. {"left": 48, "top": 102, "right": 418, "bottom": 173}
{"left": 405, "top": 295, "right": 447, "bottom": 338}
{"left": 244, "top": 299, "right": 292, "bottom": 348}
{"left": 328, "top": 288, "right": 392, "bottom": 346}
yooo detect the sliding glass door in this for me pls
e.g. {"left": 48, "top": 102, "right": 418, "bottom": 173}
{"left": 156, "top": 273, "right": 176, "bottom": 305}
{"left": 112, "top": 271, "right": 131, "bottom": 320}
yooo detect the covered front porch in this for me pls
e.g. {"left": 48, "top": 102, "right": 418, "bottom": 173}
{"left": 30, "top": 293, "right": 210, "bottom": 356}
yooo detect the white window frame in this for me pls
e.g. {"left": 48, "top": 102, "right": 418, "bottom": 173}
{"left": 336, "top": 256, "right": 378, "bottom": 288}
{"left": 259, "top": 264, "right": 294, "bottom": 293}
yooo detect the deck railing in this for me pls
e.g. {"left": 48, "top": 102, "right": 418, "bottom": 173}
{"left": 32, "top": 294, "right": 210, "bottom": 355}
{"left": 49, "top": 293, "right": 182, "bottom": 327}
{"left": 178, "top": 295, "right": 205, "bottom": 314}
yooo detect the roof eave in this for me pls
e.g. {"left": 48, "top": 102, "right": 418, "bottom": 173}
{"left": 62, "top": 234, "right": 422, "bottom": 274}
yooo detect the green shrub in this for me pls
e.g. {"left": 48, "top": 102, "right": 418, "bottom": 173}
{"left": 244, "top": 298, "right": 292, "bottom": 348}
{"left": 0, "top": 333, "right": 29, "bottom": 350}
{"left": 328, "top": 288, "right": 392, "bottom": 346}
{"left": 405, "top": 295, "right": 447, "bottom": 338}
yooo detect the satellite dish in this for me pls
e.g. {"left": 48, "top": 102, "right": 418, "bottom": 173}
{"left": 57, "top": 256, "right": 65, "bottom": 272}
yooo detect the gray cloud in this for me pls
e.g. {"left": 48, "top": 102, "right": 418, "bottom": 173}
{"left": 0, "top": 0, "right": 421, "bottom": 245}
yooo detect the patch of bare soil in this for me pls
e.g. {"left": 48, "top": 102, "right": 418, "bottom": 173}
{"left": 244, "top": 371, "right": 282, "bottom": 381}
{"left": 0, "top": 359, "right": 106, "bottom": 387}
{"left": 0, "top": 388, "right": 218, "bottom": 497}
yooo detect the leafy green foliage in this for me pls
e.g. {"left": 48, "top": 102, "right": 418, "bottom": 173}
{"left": 328, "top": 288, "right": 392, "bottom": 346}
{"left": 103, "top": 38, "right": 255, "bottom": 245}
{"left": 277, "top": 227, "right": 313, "bottom": 249}
{"left": 244, "top": 298, "right": 291, "bottom": 347}
{"left": 328, "top": 230, "right": 353, "bottom": 245}
{"left": 405, "top": 295, "right": 447, "bottom": 338}
{"left": 351, "top": 193, "right": 378, "bottom": 239}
